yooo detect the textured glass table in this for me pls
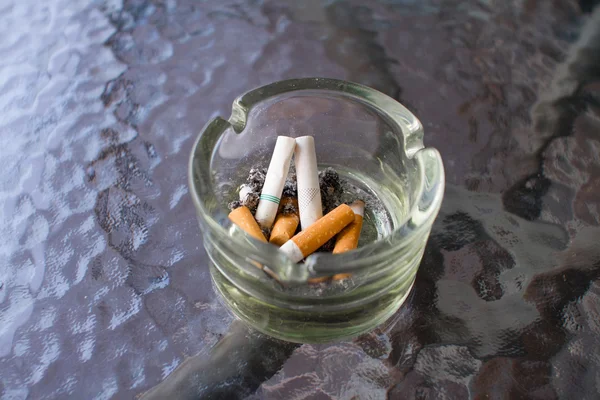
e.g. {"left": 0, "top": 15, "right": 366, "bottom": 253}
{"left": 1, "top": 0, "right": 600, "bottom": 398}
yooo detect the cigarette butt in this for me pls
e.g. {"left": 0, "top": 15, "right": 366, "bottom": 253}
{"left": 255, "top": 136, "right": 296, "bottom": 229}
{"left": 332, "top": 200, "right": 365, "bottom": 280}
{"left": 269, "top": 197, "right": 300, "bottom": 246}
{"left": 333, "top": 200, "right": 365, "bottom": 254}
{"left": 294, "top": 136, "right": 323, "bottom": 230}
{"left": 228, "top": 206, "right": 267, "bottom": 242}
{"left": 229, "top": 207, "right": 285, "bottom": 283}
{"left": 279, "top": 204, "right": 355, "bottom": 263}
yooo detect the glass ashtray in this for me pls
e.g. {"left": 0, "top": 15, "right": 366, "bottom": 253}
{"left": 188, "top": 78, "right": 444, "bottom": 343}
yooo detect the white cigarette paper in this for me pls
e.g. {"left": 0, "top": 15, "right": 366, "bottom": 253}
{"left": 349, "top": 200, "right": 365, "bottom": 217}
{"left": 294, "top": 136, "right": 323, "bottom": 230}
{"left": 255, "top": 136, "right": 296, "bottom": 229}
{"left": 279, "top": 240, "right": 304, "bottom": 263}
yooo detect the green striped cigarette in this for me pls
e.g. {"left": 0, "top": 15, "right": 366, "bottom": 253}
{"left": 255, "top": 136, "right": 296, "bottom": 229}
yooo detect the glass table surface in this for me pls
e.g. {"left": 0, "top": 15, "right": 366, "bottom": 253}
{"left": 1, "top": 0, "right": 599, "bottom": 398}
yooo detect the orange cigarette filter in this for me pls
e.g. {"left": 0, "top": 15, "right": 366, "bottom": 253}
{"left": 333, "top": 200, "right": 365, "bottom": 254}
{"left": 229, "top": 206, "right": 285, "bottom": 282}
{"left": 332, "top": 200, "right": 365, "bottom": 280}
{"left": 279, "top": 204, "right": 355, "bottom": 263}
{"left": 269, "top": 197, "right": 300, "bottom": 246}
{"left": 228, "top": 206, "right": 267, "bottom": 242}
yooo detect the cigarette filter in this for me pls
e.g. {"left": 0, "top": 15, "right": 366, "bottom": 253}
{"left": 269, "top": 197, "right": 300, "bottom": 246}
{"left": 279, "top": 204, "right": 355, "bottom": 263}
{"left": 229, "top": 206, "right": 285, "bottom": 282}
{"left": 332, "top": 200, "right": 365, "bottom": 280}
{"left": 294, "top": 136, "right": 323, "bottom": 230}
{"left": 255, "top": 136, "right": 296, "bottom": 229}
{"left": 333, "top": 200, "right": 365, "bottom": 254}
{"left": 228, "top": 206, "right": 267, "bottom": 242}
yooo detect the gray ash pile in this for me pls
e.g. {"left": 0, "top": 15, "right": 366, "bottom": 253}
{"left": 319, "top": 167, "right": 344, "bottom": 214}
{"left": 228, "top": 167, "right": 266, "bottom": 213}
{"left": 282, "top": 168, "right": 297, "bottom": 198}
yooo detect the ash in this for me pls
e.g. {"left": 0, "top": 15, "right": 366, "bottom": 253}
{"left": 281, "top": 198, "right": 298, "bottom": 215}
{"left": 319, "top": 167, "right": 345, "bottom": 214}
{"left": 318, "top": 167, "right": 347, "bottom": 251}
{"left": 318, "top": 238, "right": 335, "bottom": 252}
{"left": 228, "top": 167, "right": 266, "bottom": 213}
{"left": 282, "top": 168, "right": 297, "bottom": 198}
